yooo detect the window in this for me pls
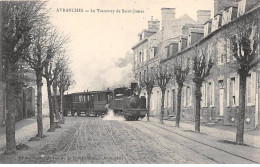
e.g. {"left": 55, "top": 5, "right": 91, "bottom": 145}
{"left": 154, "top": 47, "right": 157, "bottom": 57}
{"left": 247, "top": 72, "right": 256, "bottom": 106}
{"left": 165, "top": 46, "right": 170, "bottom": 58}
{"left": 186, "top": 86, "right": 192, "bottom": 106}
{"left": 169, "top": 44, "right": 173, "bottom": 57}
{"left": 178, "top": 39, "right": 182, "bottom": 52}
{"left": 230, "top": 77, "right": 239, "bottom": 106}
{"left": 247, "top": 75, "right": 251, "bottom": 104}
{"left": 231, "top": 78, "right": 235, "bottom": 106}
{"left": 139, "top": 71, "right": 142, "bottom": 82}
{"left": 227, "top": 78, "right": 230, "bottom": 107}
{"left": 98, "top": 94, "right": 101, "bottom": 101}
{"left": 143, "top": 49, "right": 147, "bottom": 62}
{"left": 139, "top": 52, "right": 142, "bottom": 63}
{"left": 79, "top": 95, "right": 84, "bottom": 102}
{"left": 188, "top": 34, "right": 191, "bottom": 47}
{"left": 208, "top": 82, "right": 215, "bottom": 107}
{"left": 237, "top": 0, "right": 246, "bottom": 17}
{"left": 217, "top": 40, "right": 225, "bottom": 65}
{"left": 226, "top": 39, "right": 231, "bottom": 62}
{"left": 186, "top": 57, "right": 190, "bottom": 69}
{"left": 201, "top": 83, "right": 207, "bottom": 107}
{"left": 150, "top": 47, "right": 154, "bottom": 58}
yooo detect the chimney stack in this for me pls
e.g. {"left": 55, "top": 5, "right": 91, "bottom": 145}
{"left": 197, "top": 10, "right": 211, "bottom": 24}
{"left": 148, "top": 16, "right": 160, "bottom": 30}
{"left": 161, "top": 8, "right": 176, "bottom": 30}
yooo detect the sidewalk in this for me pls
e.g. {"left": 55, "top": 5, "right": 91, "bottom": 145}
{"left": 143, "top": 117, "right": 260, "bottom": 163}
{"left": 147, "top": 117, "right": 260, "bottom": 148}
{"left": 0, "top": 115, "right": 50, "bottom": 152}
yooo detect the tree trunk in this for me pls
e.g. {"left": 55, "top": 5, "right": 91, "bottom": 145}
{"left": 147, "top": 92, "right": 151, "bottom": 122}
{"left": 176, "top": 86, "right": 182, "bottom": 127}
{"left": 236, "top": 75, "right": 247, "bottom": 144}
{"left": 59, "top": 87, "right": 64, "bottom": 123}
{"left": 5, "top": 84, "right": 16, "bottom": 154}
{"left": 36, "top": 72, "right": 44, "bottom": 138}
{"left": 195, "top": 83, "right": 202, "bottom": 133}
{"left": 52, "top": 83, "right": 60, "bottom": 120}
{"left": 160, "top": 89, "right": 165, "bottom": 124}
{"left": 46, "top": 80, "right": 55, "bottom": 132}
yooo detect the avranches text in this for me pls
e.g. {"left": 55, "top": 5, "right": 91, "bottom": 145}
{"left": 56, "top": 8, "right": 144, "bottom": 14}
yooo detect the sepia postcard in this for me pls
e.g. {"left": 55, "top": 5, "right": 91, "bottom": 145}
{"left": 0, "top": 0, "right": 259, "bottom": 165}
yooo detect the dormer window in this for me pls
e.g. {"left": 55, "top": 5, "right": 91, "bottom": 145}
{"left": 237, "top": 0, "right": 246, "bottom": 17}
{"left": 222, "top": 7, "right": 238, "bottom": 26}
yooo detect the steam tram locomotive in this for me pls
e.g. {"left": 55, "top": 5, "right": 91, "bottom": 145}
{"left": 109, "top": 83, "right": 148, "bottom": 121}
{"left": 63, "top": 90, "right": 112, "bottom": 116}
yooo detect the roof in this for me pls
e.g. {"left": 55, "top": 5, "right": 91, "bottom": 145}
{"left": 189, "top": 28, "right": 204, "bottom": 33}
{"left": 143, "top": 29, "right": 158, "bottom": 33}
{"left": 131, "top": 38, "right": 148, "bottom": 50}
{"left": 183, "top": 24, "right": 204, "bottom": 29}
{"left": 161, "top": 5, "right": 260, "bottom": 64}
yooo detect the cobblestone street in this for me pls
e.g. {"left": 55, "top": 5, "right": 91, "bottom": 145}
{"left": 0, "top": 116, "right": 259, "bottom": 164}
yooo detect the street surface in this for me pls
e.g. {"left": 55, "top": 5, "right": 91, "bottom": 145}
{"left": 0, "top": 116, "right": 259, "bottom": 164}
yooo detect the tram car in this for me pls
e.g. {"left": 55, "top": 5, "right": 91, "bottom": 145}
{"left": 109, "top": 83, "right": 148, "bottom": 121}
{"left": 63, "top": 90, "right": 112, "bottom": 116}
{"left": 63, "top": 94, "right": 72, "bottom": 116}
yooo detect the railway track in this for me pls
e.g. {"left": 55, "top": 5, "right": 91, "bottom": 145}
{"left": 132, "top": 120, "right": 259, "bottom": 164}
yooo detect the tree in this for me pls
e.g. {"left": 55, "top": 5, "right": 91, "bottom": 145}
{"left": 140, "top": 67, "right": 156, "bottom": 121}
{"left": 192, "top": 48, "right": 213, "bottom": 132}
{"left": 24, "top": 23, "right": 52, "bottom": 138}
{"left": 173, "top": 63, "right": 189, "bottom": 127}
{"left": 52, "top": 57, "right": 63, "bottom": 121}
{"left": 155, "top": 65, "right": 172, "bottom": 124}
{"left": 57, "top": 61, "right": 75, "bottom": 123}
{"left": 1, "top": 1, "right": 46, "bottom": 153}
{"left": 43, "top": 29, "right": 69, "bottom": 132}
{"left": 221, "top": 11, "right": 259, "bottom": 144}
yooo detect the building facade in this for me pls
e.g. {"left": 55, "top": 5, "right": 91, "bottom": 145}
{"left": 132, "top": 0, "right": 260, "bottom": 128}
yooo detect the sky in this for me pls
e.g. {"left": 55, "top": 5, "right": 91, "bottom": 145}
{"left": 45, "top": 0, "right": 214, "bottom": 94}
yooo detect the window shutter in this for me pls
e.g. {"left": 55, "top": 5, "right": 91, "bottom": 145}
{"left": 227, "top": 39, "right": 231, "bottom": 62}
{"left": 201, "top": 83, "right": 205, "bottom": 107}
{"left": 227, "top": 78, "right": 230, "bottom": 107}
{"left": 212, "top": 81, "right": 215, "bottom": 107}
{"left": 205, "top": 83, "right": 208, "bottom": 107}
{"left": 235, "top": 76, "right": 240, "bottom": 106}
{"left": 144, "top": 49, "right": 147, "bottom": 62}
{"left": 251, "top": 72, "right": 256, "bottom": 105}
{"left": 190, "top": 86, "right": 193, "bottom": 106}
{"left": 183, "top": 87, "right": 186, "bottom": 107}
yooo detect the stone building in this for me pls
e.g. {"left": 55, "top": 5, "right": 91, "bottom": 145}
{"left": 132, "top": 8, "right": 211, "bottom": 117}
{"left": 132, "top": 0, "right": 260, "bottom": 128}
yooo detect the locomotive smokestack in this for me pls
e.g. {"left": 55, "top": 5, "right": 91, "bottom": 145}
{"left": 131, "top": 83, "right": 138, "bottom": 91}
